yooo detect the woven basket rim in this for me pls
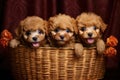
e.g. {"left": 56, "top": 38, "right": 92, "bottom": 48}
{"left": 17, "top": 45, "right": 96, "bottom": 50}
{"left": 18, "top": 45, "right": 74, "bottom": 50}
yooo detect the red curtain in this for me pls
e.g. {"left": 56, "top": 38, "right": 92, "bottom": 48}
{"left": 0, "top": 0, "right": 120, "bottom": 79}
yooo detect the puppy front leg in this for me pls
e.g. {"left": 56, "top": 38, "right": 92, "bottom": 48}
{"left": 96, "top": 39, "right": 106, "bottom": 55}
{"left": 9, "top": 39, "right": 20, "bottom": 48}
{"left": 74, "top": 43, "right": 84, "bottom": 57}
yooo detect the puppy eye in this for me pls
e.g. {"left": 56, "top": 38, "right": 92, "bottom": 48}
{"left": 38, "top": 30, "right": 43, "bottom": 34}
{"left": 93, "top": 26, "right": 97, "bottom": 30}
{"left": 54, "top": 28, "right": 59, "bottom": 32}
{"left": 80, "top": 27, "right": 86, "bottom": 31}
{"left": 26, "top": 31, "right": 31, "bottom": 36}
{"left": 66, "top": 29, "right": 71, "bottom": 33}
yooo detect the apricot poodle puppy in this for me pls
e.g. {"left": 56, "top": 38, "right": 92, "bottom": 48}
{"left": 48, "top": 14, "right": 77, "bottom": 47}
{"left": 10, "top": 16, "right": 48, "bottom": 48}
{"left": 75, "top": 12, "right": 107, "bottom": 57}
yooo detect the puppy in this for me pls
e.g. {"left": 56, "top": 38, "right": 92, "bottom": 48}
{"left": 75, "top": 12, "right": 107, "bottom": 57}
{"left": 9, "top": 16, "right": 48, "bottom": 48}
{"left": 48, "top": 14, "right": 77, "bottom": 47}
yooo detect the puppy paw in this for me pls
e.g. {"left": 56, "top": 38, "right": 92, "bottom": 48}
{"left": 9, "top": 39, "right": 20, "bottom": 48}
{"left": 74, "top": 43, "right": 84, "bottom": 57}
{"left": 96, "top": 39, "right": 105, "bottom": 54}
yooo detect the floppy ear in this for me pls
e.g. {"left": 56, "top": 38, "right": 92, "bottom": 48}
{"left": 15, "top": 21, "right": 24, "bottom": 39}
{"left": 99, "top": 17, "right": 107, "bottom": 32}
{"left": 71, "top": 18, "right": 78, "bottom": 35}
{"left": 15, "top": 25, "right": 20, "bottom": 38}
{"left": 48, "top": 17, "right": 55, "bottom": 31}
{"left": 44, "top": 20, "right": 48, "bottom": 35}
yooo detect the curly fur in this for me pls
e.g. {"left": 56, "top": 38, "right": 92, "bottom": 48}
{"left": 9, "top": 16, "right": 48, "bottom": 48}
{"left": 76, "top": 12, "right": 107, "bottom": 32}
{"left": 75, "top": 12, "right": 107, "bottom": 57}
{"left": 48, "top": 14, "right": 77, "bottom": 47}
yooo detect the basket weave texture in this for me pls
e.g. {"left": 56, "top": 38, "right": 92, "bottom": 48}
{"left": 11, "top": 45, "right": 105, "bottom": 80}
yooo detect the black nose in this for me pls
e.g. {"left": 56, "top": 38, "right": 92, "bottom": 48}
{"left": 88, "top": 33, "right": 93, "bottom": 37}
{"left": 32, "top": 37, "right": 37, "bottom": 41}
{"left": 60, "top": 36, "right": 64, "bottom": 40}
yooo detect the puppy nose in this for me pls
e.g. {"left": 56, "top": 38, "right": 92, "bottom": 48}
{"left": 32, "top": 37, "right": 37, "bottom": 41}
{"left": 88, "top": 33, "right": 93, "bottom": 37}
{"left": 60, "top": 36, "right": 64, "bottom": 40}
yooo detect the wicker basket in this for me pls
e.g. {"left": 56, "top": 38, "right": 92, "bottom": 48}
{"left": 10, "top": 45, "right": 105, "bottom": 80}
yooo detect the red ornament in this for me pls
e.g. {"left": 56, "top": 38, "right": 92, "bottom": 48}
{"left": 106, "top": 35, "right": 118, "bottom": 47}
{"left": 104, "top": 47, "right": 117, "bottom": 57}
{"left": 0, "top": 29, "right": 13, "bottom": 48}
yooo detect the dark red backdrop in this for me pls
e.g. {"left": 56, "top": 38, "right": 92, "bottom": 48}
{"left": 0, "top": 0, "right": 120, "bottom": 80}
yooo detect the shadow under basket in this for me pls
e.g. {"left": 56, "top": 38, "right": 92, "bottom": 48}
{"left": 10, "top": 45, "right": 105, "bottom": 80}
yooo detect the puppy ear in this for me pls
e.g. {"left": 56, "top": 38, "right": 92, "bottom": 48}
{"left": 48, "top": 17, "right": 54, "bottom": 31}
{"left": 15, "top": 25, "right": 21, "bottom": 38}
{"left": 99, "top": 17, "right": 107, "bottom": 32}
{"left": 44, "top": 20, "right": 48, "bottom": 35}
{"left": 71, "top": 18, "right": 78, "bottom": 35}
{"left": 15, "top": 20, "right": 24, "bottom": 39}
